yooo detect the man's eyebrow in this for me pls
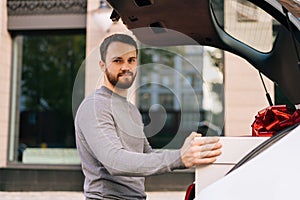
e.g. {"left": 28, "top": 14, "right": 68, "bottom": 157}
{"left": 110, "top": 56, "right": 137, "bottom": 60}
{"left": 111, "top": 56, "right": 123, "bottom": 60}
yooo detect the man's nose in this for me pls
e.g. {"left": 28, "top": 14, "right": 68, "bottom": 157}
{"left": 120, "top": 62, "right": 130, "bottom": 70}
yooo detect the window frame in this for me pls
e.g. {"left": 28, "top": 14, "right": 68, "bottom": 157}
{"left": 8, "top": 30, "right": 86, "bottom": 166}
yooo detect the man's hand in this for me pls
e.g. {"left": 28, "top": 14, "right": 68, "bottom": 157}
{"left": 180, "top": 132, "right": 222, "bottom": 168}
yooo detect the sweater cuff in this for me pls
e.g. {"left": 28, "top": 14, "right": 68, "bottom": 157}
{"left": 169, "top": 149, "right": 186, "bottom": 170}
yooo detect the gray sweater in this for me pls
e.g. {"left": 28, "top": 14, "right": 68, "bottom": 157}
{"left": 75, "top": 86, "right": 185, "bottom": 200}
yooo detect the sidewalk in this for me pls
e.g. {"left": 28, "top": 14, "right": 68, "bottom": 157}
{"left": 0, "top": 191, "right": 186, "bottom": 200}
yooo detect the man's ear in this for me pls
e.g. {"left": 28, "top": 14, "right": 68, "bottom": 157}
{"left": 99, "top": 60, "right": 106, "bottom": 72}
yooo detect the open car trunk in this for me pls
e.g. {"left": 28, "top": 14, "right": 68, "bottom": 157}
{"left": 107, "top": 0, "right": 300, "bottom": 105}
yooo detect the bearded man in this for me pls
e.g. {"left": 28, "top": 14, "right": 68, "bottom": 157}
{"left": 75, "top": 33, "right": 222, "bottom": 200}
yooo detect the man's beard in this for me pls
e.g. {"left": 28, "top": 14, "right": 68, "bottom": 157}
{"left": 105, "top": 69, "right": 136, "bottom": 89}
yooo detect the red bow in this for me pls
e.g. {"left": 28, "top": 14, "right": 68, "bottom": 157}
{"left": 251, "top": 105, "right": 300, "bottom": 137}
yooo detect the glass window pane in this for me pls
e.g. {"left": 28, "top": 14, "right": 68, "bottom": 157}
{"left": 211, "top": 0, "right": 280, "bottom": 53}
{"left": 11, "top": 33, "right": 85, "bottom": 164}
{"left": 138, "top": 46, "right": 224, "bottom": 149}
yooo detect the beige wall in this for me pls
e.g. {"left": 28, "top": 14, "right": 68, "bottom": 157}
{"left": 224, "top": 53, "right": 273, "bottom": 136}
{"left": 85, "top": 0, "right": 105, "bottom": 96}
{"left": 0, "top": 0, "right": 12, "bottom": 167}
{"left": 85, "top": 0, "right": 128, "bottom": 95}
{"left": 224, "top": 1, "right": 274, "bottom": 136}
{"left": 85, "top": 0, "right": 136, "bottom": 102}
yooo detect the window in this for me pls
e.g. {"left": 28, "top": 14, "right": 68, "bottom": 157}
{"left": 211, "top": 0, "right": 280, "bottom": 53}
{"left": 9, "top": 32, "right": 86, "bottom": 164}
{"left": 138, "top": 46, "right": 224, "bottom": 149}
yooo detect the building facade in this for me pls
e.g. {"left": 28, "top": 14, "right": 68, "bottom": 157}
{"left": 0, "top": 0, "right": 274, "bottom": 191}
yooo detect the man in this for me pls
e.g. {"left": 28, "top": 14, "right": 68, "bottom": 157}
{"left": 75, "top": 33, "right": 222, "bottom": 200}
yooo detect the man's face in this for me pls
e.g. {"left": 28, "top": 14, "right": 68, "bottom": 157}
{"left": 103, "top": 41, "right": 138, "bottom": 89}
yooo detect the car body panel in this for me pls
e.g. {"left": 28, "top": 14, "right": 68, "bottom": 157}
{"left": 196, "top": 125, "right": 300, "bottom": 200}
{"left": 195, "top": 137, "right": 268, "bottom": 193}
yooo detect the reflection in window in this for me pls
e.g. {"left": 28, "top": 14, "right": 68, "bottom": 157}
{"left": 236, "top": 0, "right": 257, "bottom": 22}
{"left": 10, "top": 33, "right": 85, "bottom": 164}
{"left": 211, "top": 0, "right": 279, "bottom": 52}
{"left": 138, "top": 46, "right": 224, "bottom": 149}
{"left": 159, "top": 93, "right": 174, "bottom": 110}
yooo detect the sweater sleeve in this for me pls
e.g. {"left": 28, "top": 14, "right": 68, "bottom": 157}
{"left": 76, "top": 99, "right": 185, "bottom": 177}
{"left": 143, "top": 137, "right": 153, "bottom": 153}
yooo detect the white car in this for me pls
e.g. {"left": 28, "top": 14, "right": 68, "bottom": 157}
{"left": 106, "top": 0, "right": 300, "bottom": 199}
{"left": 196, "top": 124, "right": 300, "bottom": 199}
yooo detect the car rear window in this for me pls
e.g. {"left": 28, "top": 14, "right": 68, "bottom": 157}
{"left": 211, "top": 0, "right": 280, "bottom": 53}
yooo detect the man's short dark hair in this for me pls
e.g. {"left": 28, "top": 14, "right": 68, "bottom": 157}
{"left": 100, "top": 34, "right": 138, "bottom": 63}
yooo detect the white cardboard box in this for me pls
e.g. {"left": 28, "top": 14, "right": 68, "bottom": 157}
{"left": 195, "top": 137, "right": 268, "bottom": 196}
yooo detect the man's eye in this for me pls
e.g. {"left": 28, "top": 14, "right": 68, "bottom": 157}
{"left": 128, "top": 58, "right": 136, "bottom": 63}
{"left": 113, "top": 59, "right": 122, "bottom": 63}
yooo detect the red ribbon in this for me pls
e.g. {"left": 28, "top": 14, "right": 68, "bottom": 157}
{"left": 251, "top": 105, "right": 300, "bottom": 137}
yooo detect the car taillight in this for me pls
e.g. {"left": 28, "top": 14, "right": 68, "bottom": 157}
{"left": 184, "top": 183, "right": 195, "bottom": 200}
